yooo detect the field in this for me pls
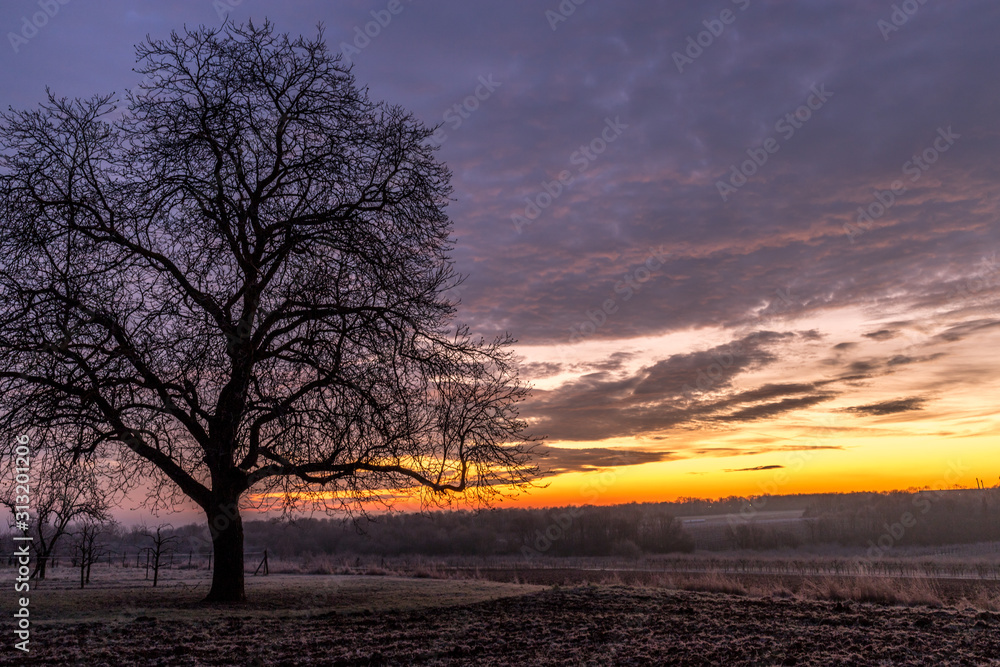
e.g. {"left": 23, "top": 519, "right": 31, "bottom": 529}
{"left": 6, "top": 560, "right": 1000, "bottom": 666}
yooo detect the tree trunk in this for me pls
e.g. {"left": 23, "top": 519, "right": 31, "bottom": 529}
{"left": 32, "top": 556, "right": 47, "bottom": 581}
{"left": 204, "top": 498, "right": 246, "bottom": 602}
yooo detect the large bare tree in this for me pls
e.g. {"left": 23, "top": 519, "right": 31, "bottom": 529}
{"left": 0, "top": 20, "right": 537, "bottom": 602}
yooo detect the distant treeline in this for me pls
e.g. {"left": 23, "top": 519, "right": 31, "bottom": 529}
{"left": 7, "top": 487, "right": 999, "bottom": 562}
{"left": 246, "top": 504, "right": 696, "bottom": 559}
{"left": 686, "top": 487, "right": 1000, "bottom": 551}
{"left": 238, "top": 486, "right": 1000, "bottom": 557}
{"left": 803, "top": 487, "right": 1000, "bottom": 549}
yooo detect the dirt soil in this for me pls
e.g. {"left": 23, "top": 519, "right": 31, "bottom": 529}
{"left": 14, "top": 583, "right": 1000, "bottom": 666}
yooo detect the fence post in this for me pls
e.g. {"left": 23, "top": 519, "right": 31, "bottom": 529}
{"left": 253, "top": 550, "right": 270, "bottom": 577}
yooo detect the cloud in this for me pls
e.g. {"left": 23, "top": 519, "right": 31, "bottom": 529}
{"left": 887, "top": 352, "right": 946, "bottom": 367}
{"left": 577, "top": 351, "right": 638, "bottom": 373}
{"left": 713, "top": 394, "right": 835, "bottom": 422}
{"left": 934, "top": 319, "right": 1000, "bottom": 343}
{"left": 724, "top": 465, "right": 784, "bottom": 473}
{"left": 843, "top": 398, "right": 926, "bottom": 416}
{"left": 4, "top": 2, "right": 1000, "bottom": 355}
{"left": 846, "top": 360, "right": 878, "bottom": 375}
{"left": 523, "top": 330, "right": 807, "bottom": 441}
{"left": 863, "top": 329, "right": 899, "bottom": 341}
{"left": 535, "top": 446, "right": 674, "bottom": 475}
{"left": 519, "top": 361, "right": 564, "bottom": 380}
{"left": 353, "top": 0, "right": 1000, "bottom": 351}
{"left": 693, "top": 444, "right": 844, "bottom": 457}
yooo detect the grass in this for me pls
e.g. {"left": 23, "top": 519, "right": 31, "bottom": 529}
{"left": 283, "top": 554, "right": 1000, "bottom": 610}
{"left": 629, "top": 570, "right": 1000, "bottom": 609}
{"left": 10, "top": 548, "right": 1000, "bottom": 623}
{"left": 1, "top": 568, "right": 542, "bottom": 625}
{"left": 312, "top": 549, "right": 1000, "bottom": 610}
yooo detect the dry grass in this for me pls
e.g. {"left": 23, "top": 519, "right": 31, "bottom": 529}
{"left": 636, "top": 571, "right": 988, "bottom": 609}
{"left": 268, "top": 554, "right": 473, "bottom": 580}
{"left": 336, "top": 551, "right": 1000, "bottom": 612}
{"left": 652, "top": 571, "right": 749, "bottom": 596}
{"left": 282, "top": 552, "right": 1000, "bottom": 611}
{"left": 955, "top": 589, "right": 1000, "bottom": 612}
{"left": 799, "top": 575, "right": 943, "bottom": 607}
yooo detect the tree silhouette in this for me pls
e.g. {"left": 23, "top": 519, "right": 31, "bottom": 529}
{"left": 71, "top": 518, "right": 113, "bottom": 589}
{"left": 143, "top": 524, "right": 180, "bottom": 587}
{"left": 0, "top": 20, "right": 537, "bottom": 602}
{"left": 0, "top": 453, "right": 113, "bottom": 581}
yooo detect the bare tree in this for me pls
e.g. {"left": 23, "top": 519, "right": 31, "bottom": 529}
{"left": 142, "top": 524, "right": 179, "bottom": 587}
{"left": 71, "top": 518, "right": 112, "bottom": 589}
{"left": 0, "top": 20, "right": 538, "bottom": 602}
{"left": 0, "top": 453, "right": 112, "bottom": 580}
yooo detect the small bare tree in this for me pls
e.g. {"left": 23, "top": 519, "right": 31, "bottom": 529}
{"left": 0, "top": 452, "right": 113, "bottom": 580}
{"left": 142, "top": 524, "right": 179, "bottom": 587}
{"left": 71, "top": 518, "right": 112, "bottom": 589}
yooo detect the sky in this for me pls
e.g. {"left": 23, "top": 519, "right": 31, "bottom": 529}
{"left": 2, "top": 0, "right": 999, "bottom": 522}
